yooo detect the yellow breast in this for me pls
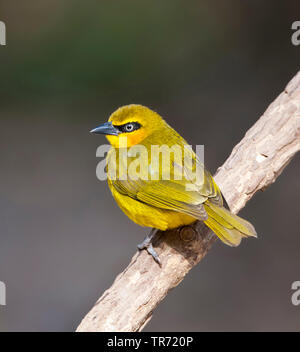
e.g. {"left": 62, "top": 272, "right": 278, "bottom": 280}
{"left": 108, "top": 179, "right": 196, "bottom": 230}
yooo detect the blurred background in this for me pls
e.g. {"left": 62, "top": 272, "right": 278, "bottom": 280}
{"left": 0, "top": 0, "right": 300, "bottom": 331}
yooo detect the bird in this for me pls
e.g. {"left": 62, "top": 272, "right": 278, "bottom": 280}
{"left": 91, "top": 104, "right": 257, "bottom": 265}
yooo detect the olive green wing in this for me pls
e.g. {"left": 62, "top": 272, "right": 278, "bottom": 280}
{"left": 109, "top": 164, "right": 221, "bottom": 221}
{"left": 110, "top": 177, "right": 209, "bottom": 220}
{"left": 108, "top": 139, "right": 222, "bottom": 220}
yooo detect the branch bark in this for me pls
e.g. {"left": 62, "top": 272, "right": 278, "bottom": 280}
{"left": 77, "top": 72, "right": 300, "bottom": 332}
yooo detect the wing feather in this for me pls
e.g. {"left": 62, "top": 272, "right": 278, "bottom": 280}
{"left": 108, "top": 138, "right": 222, "bottom": 221}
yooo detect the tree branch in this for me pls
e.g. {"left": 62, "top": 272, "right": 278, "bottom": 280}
{"left": 76, "top": 72, "right": 300, "bottom": 332}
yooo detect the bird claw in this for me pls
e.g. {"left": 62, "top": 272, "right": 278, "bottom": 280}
{"left": 146, "top": 244, "right": 162, "bottom": 266}
{"left": 137, "top": 242, "right": 147, "bottom": 250}
{"left": 137, "top": 229, "right": 162, "bottom": 266}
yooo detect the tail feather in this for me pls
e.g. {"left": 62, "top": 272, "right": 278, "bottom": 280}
{"left": 204, "top": 217, "right": 244, "bottom": 246}
{"left": 203, "top": 201, "right": 257, "bottom": 247}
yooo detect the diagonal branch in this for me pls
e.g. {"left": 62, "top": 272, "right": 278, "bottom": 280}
{"left": 77, "top": 72, "right": 300, "bottom": 332}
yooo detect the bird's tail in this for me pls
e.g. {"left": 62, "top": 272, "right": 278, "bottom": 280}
{"left": 203, "top": 200, "right": 257, "bottom": 246}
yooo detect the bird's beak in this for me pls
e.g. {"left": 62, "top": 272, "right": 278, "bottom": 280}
{"left": 90, "top": 122, "right": 119, "bottom": 136}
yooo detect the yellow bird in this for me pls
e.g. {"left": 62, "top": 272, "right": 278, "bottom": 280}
{"left": 91, "top": 104, "right": 257, "bottom": 264}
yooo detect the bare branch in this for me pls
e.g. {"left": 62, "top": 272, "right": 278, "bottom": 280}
{"left": 76, "top": 72, "right": 300, "bottom": 332}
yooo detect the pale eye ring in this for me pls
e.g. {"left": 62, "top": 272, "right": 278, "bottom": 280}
{"left": 125, "top": 123, "right": 134, "bottom": 132}
{"left": 115, "top": 121, "right": 141, "bottom": 133}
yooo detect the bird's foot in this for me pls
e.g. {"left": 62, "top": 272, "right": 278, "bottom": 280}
{"left": 137, "top": 229, "right": 161, "bottom": 266}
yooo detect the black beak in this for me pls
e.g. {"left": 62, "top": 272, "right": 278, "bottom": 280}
{"left": 90, "top": 122, "right": 119, "bottom": 136}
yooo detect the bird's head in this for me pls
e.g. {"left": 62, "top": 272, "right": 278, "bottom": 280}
{"left": 90, "top": 104, "right": 166, "bottom": 148}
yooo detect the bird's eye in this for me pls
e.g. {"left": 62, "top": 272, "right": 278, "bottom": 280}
{"left": 114, "top": 122, "right": 141, "bottom": 133}
{"left": 125, "top": 123, "right": 134, "bottom": 132}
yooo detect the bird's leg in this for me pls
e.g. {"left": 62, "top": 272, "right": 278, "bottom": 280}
{"left": 137, "top": 228, "right": 161, "bottom": 266}
{"left": 137, "top": 228, "right": 156, "bottom": 248}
